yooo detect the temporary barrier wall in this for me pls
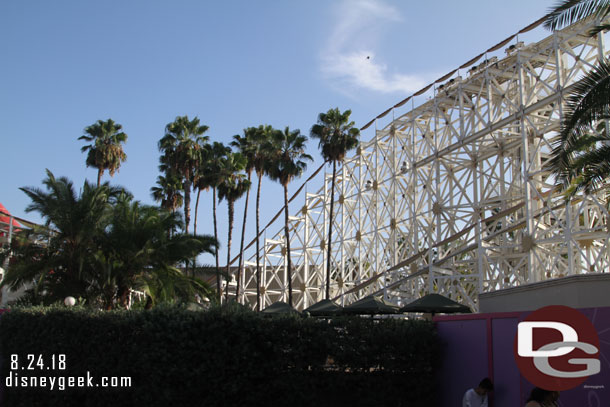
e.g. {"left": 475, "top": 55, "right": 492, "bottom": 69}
{"left": 434, "top": 307, "right": 610, "bottom": 406}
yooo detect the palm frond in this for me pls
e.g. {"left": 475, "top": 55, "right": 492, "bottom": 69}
{"left": 548, "top": 58, "right": 610, "bottom": 186}
{"left": 544, "top": 0, "right": 610, "bottom": 31}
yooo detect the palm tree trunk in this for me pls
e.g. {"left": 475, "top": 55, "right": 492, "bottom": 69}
{"left": 194, "top": 187, "right": 202, "bottom": 236}
{"left": 283, "top": 184, "right": 293, "bottom": 307}
{"left": 183, "top": 179, "right": 192, "bottom": 275}
{"left": 235, "top": 172, "right": 251, "bottom": 300}
{"left": 255, "top": 171, "right": 263, "bottom": 311}
{"left": 183, "top": 180, "right": 192, "bottom": 233}
{"left": 326, "top": 160, "right": 336, "bottom": 299}
{"left": 97, "top": 169, "right": 103, "bottom": 187}
{"left": 118, "top": 285, "right": 130, "bottom": 309}
{"left": 225, "top": 200, "right": 235, "bottom": 302}
{"left": 213, "top": 187, "right": 221, "bottom": 303}
{"left": 169, "top": 206, "right": 175, "bottom": 238}
{"left": 190, "top": 187, "right": 202, "bottom": 277}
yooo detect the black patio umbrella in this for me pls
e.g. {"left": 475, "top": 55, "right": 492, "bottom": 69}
{"left": 399, "top": 293, "right": 471, "bottom": 314}
{"left": 343, "top": 296, "right": 399, "bottom": 315}
{"left": 303, "top": 299, "right": 344, "bottom": 316}
{"left": 261, "top": 301, "right": 300, "bottom": 315}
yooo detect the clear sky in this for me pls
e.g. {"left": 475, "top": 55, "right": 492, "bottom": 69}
{"left": 1, "top": 1, "right": 552, "bottom": 265}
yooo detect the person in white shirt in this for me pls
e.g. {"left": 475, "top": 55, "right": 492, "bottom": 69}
{"left": 463, "top": 378, "right": 493, "bottom": 407}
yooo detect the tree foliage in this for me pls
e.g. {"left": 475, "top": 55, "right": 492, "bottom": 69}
{"left": 266, "top": 127, "right": 312, "bottom": 306}
{"left": 158, "top": 115, "right": 209, "bottom": 233}
{"left": 310, "top": 108, "right": 360, "bottom": 298}
{"left": 545, "top": 1, "right": 610, "bottom": 198}
{"left": 548, "top": 60, "right": 610, "bottom": 197}
{"left": 1, "top": 170, "right": 216, "bottom": 309}
{"left": 310, "top": 108, "right": 360, "bottom": 163}
{"left": 544, "top": 0, "right": 610, "bottom": 34}
{"left": 218, "top": 152, "right": 251, "bottom": 297}
{"left": 78, "top": 119, "right": 128, "bottom": 186}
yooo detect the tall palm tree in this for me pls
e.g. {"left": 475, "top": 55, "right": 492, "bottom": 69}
{"left": 198, "top": 141, "right": 231, "bottom": 301}
{"left": 230, "top": 127, "right": 258, "bottom": 300}
{"left": 79, "top": 119, "right": 128, "bottom": 186}
{"left": 252, "top": 125, "right": 275, "bottom": 311}
{"left": 545, "top": 1, "right": 610, "bottom": 196}
{"left": 266, "top": 127, "right": 312, "bottom": 307}
{"left": 310, "top": 108, "right": 360, "bottom": 299}
{"left": 158, "top": 116, "right": 209, "bottom": 234}
{"left": 192, "top": 137, "right": 215, "bottom": 236}
{"left": 217, "top": 152, "right": 251, "bottom": 301}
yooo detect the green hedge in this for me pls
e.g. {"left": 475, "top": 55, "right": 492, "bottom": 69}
{"left": 0, "top": 306, "right": 439, "bottom": 406}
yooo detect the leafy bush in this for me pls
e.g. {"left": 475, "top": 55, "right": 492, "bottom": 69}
{"left": 0, "top": 306, "right": 439, "bottom": 406}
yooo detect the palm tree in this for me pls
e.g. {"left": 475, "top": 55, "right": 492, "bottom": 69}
{"left": 545, "top": 1, "right": 610, "bottom": 196}
{"left": 138, "top": 266, "right": 213, "bottom": 308}
{"left": 310, "top": 108, "right": 360, "bottom": 299}
{"left": 230, "top": 127, "right": 258, "bottom": 300}
{"left": 151, "top": 172, "right": 184, "bottom": 214}
{"left": 158, "top": 116, "right": 209, "bottom": 234}
{"left": 2, "top": 170, "right": 121, "bottom": 305}
{"left": 548, "top": 60, "right": 610, "bottom": 196}
{"left": 192, "top": 136, "right": 215, "bottom": 237}
{"left": 101, "top": 194, "right": 217, "bottom": 308}
{"left": 544, "top": 0, "right": 610, "bottom": 34}
{"left": 251, "top": 125, "right": 275, "bottom": 311}
{"left": 79, "top": 119, "right": 128, "bottom": 186}
{"left": 217, "top": 152, "right": 251, "bottom": 301}
{"left": 2, "top": 170, "right": 217, "bottom": 309}
{"left": 266, "top": 127, "right": 312, "bottom": 307}
{"left": 197, "top": 141, "right": 231, "bottom": 301}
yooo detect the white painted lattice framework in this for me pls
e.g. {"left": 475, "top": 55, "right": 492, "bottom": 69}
{"left": 230, "top": 17, "right": 610, "bottom": 311}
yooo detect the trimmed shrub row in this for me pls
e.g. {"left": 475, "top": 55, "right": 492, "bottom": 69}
{"left": 0, "top": 306, "right": 439, "bottom": 406}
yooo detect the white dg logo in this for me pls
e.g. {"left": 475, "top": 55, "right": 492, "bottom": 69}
{"left": 517, "top": 321, "right": 600, "bottom": 378}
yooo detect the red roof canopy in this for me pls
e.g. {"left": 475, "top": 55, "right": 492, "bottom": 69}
{"left": 0, "top": 202, "right": 21, "bottom": 229}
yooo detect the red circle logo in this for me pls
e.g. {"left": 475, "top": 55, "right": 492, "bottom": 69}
{"left": 513, "top": 305, "right": 600, "bottom": 391}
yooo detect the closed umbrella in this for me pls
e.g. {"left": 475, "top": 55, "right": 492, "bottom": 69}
{"left": 343, "top": 296, "right": 399, "bottom": 315}
{"left": 261, "top": 301, "right": 300, "bottom": 315}
{"left": 303, "top": 299, "right": 343, "bottom": 316}
{"left": 400, "top": 293, "right": 471, "bottom": 315}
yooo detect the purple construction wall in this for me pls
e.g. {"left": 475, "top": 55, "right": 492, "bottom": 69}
{"left": 491, "top": 317, "right": 521, "bottom": 407}
{"left": 436, "top": 319, "right": 489, "bottom": 406}
{"left": 434, "top": 306, "right": 610, "bottom": 407}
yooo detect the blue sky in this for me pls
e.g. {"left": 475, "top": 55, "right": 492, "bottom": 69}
{"left": 1, "top": 1, "right": 552, "bottom": 265}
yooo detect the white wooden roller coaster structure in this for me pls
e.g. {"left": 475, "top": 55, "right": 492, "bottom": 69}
{"left": 228, "top": 15, "right": 610, "bottom": 312}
